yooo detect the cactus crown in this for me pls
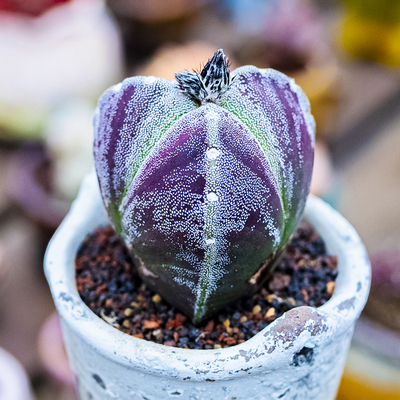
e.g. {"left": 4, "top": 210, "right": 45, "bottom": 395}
{"left": 94, "top": 50, "right": 315, "bottom": 324}
{"left": 175, "top": 49, "right": 232, "bottom": 105}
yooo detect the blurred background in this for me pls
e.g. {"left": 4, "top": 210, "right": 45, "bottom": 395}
{"left": 0, "top": 0, "right": 399, "bottom": 398}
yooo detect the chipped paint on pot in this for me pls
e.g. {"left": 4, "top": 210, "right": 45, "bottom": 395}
{"left": 45, "top": 172, "right": 370, "bottom": 400}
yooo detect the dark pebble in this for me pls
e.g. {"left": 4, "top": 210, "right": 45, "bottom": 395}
{"left": 242, "top": 320, "right": 254, "bottom": 332}
{"left": 188, "top": 328, "right": 201, "bottom": 340}
{"left": 178, "top": 327, "right": 188, "bottom": 337}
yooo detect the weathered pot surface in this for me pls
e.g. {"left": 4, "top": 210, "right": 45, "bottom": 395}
{"left": 45, "top": 172, "right": 370, "bottom": 400}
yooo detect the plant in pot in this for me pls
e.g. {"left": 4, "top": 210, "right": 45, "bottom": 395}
{"left": 45, "top": 50, "right": 370, "bottom": 399}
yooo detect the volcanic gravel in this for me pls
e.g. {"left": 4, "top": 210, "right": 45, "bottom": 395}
{"left": 76, "top": 223, "right": 338, "bottom": 349}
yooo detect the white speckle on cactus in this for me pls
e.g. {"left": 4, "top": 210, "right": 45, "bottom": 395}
{"left": 170, "top": 265, "right": 197, "bottom": 290}
{"left": 284, "top": 161, "right": 294, "bottom": 206}
{"left": 112, "top": 82, "right": 123, "bottom": 92}
{"left": 143, "top": 76, "right": 158, "bottom": 84}
{"left": 265, "top": 218, "right": 281, "bottom": 246}
{"left": 206, "top": 108, "right": 220, "bottom": 120}
{"left": 207, "top": 192, "right": 218, "bottom": 202}
{"left": 173, "top": 276, "right": 196, "bottom": 290}
{"left": 206, "top": 148, "right": 220, "bottom": 160}
{"left": 206, "top": 238, "right": 216, "bottom": 245}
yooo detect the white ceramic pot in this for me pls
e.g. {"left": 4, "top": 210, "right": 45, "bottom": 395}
{"left": 45, "top": 172, "right": 370, "bottom": 400}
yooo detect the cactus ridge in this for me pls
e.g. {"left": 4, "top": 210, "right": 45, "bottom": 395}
{"left": 94, "top": 54, "right": 315, "bottom": 323}
{"left": 221, "top": 66, "right": 315, "bottom": 240}
{"left": 93, "top": 76, "right": 197, "bottom": 233}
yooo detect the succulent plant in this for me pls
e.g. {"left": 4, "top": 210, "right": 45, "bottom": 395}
{"left": 93, "top": 50, "right": 315, "bottom": 324}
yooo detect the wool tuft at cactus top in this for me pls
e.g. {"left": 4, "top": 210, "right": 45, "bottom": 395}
{"left": 93, "top": 50, "right": 315, "bottom": 324}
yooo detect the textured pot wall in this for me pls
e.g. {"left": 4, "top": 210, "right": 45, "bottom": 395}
{"left": 45, "top": 172, "right": 371, "bottom": 400}
{"left": 62, "top": 315, "right": 354, "bottom": 400}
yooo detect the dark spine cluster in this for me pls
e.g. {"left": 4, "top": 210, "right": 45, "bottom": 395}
{"left": 175, "top": 49, "right": 232, "bottom": 105}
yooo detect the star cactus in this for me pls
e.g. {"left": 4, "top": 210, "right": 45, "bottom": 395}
{"left": 93, "top": 50, "right": 315, "bottom": 324}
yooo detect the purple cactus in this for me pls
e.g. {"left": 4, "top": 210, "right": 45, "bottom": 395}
{"left": 93, "top": 50, "right": 315, "bottom": 323}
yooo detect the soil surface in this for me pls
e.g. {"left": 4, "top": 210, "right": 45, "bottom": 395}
{"left": 76, "top": 223, "right": 338, "bottom": 349}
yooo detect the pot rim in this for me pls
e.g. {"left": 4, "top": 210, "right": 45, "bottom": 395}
{"left": 45, "top": 171, "right": 370, "bottom": 378}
